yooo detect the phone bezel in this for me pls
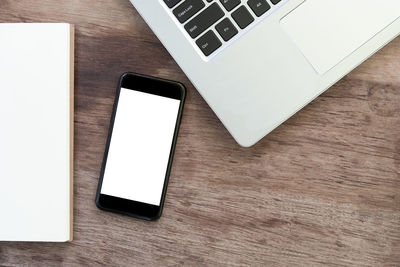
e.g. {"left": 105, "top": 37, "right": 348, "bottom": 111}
{"left": 95, "top": 72, "right": 186, "bottom": 221}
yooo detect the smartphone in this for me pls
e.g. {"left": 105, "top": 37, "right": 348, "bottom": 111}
{"left": 95, "top": 72, "right": 186, "bottom": 220}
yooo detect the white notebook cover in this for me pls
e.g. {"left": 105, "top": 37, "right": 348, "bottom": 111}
{"left": 0, "top": 23, "right": 74, "bottom": 242}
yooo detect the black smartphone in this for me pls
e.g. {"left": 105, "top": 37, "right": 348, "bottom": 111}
{"left": 95, "top": 72, "right": 186, "bottom": 220}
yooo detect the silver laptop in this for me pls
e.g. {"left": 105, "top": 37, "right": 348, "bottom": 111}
{"left": 129, "top": 0, "right": 400, "bottom": 146}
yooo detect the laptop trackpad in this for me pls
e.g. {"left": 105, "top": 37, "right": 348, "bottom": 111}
{"left": 280, "top": 0, "right": 400, "bottom": 74}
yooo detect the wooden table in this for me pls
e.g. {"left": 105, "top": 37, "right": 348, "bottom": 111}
{"left": 1, "top": 1, "right": 399, "bottom": 266}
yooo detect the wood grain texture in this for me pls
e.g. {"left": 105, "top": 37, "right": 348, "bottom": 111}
{"left": 0, "top": 1, "right": 399, "bottom": 266}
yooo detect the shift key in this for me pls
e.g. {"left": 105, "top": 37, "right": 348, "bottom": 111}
{"left": 184, "top": 3, "right": 224, "bottom": 38}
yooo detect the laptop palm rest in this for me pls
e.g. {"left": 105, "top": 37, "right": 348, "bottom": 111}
{"left": 280, "top": 0, "right": 400, "bottom": 75}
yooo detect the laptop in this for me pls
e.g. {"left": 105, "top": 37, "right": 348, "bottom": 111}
{"left": 129, "top": 0, "right": 400, "bottom": 147}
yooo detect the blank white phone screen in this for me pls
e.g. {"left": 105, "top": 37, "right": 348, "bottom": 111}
{"left": 100, "top": 88, "right": 180, "bottom": 206}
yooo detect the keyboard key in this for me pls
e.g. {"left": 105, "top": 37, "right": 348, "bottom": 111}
{"left": 164, "top": 0, "right": 183, "bottom": 8}
{"left": 215, "top": 18, "right": 238, "bottom": 41}
{"left": 270, "top": 0, "right": 281, "bottom": 4}
{"left": 247, "top": 0, "right": 270, "bottom": 17}
{"left": 185, "top": 3, "right": 224, "bottom": 38}
{"left": 220, "top": 0, "right": 240, "bottom": 11}
{"left": 173, "top": 0, "right": 205, "bottom": 23}
{"left": 231, "top": 6, "right": 254, "bottom": 29}
{"left": 196, "top": 30, "right": 222, "bottom": 56}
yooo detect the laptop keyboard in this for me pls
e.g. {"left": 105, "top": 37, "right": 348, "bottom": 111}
{"left": 163, "top": 0, "right": 284, "bottom": 57}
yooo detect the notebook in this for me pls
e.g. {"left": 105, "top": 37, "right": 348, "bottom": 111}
{"left": 0, "top": 23, "right": 74, "bottom": 242}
